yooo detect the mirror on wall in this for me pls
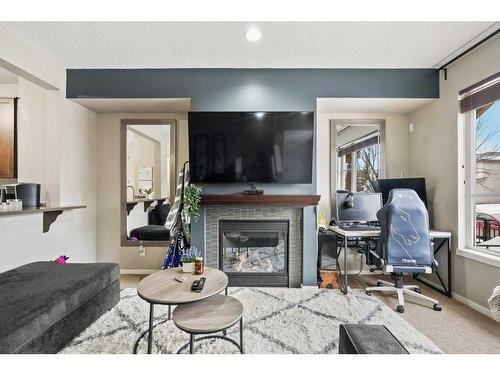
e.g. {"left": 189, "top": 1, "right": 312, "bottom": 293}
{"left": 0, "top": 98, "right": 17, "bottom": 180}
{"left": 336, "top": 124, "right": 381, "bottom": 192}
{"left": 121, "top": 120, "right": 176, "bottom": 246}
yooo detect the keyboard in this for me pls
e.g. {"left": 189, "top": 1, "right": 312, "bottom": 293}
{"left": 338, "top": 224, "right": 380, "bottom": 232}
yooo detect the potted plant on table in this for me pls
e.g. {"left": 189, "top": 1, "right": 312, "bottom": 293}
{"left": 181, "top": 247, "right": 199, "bottom": 273}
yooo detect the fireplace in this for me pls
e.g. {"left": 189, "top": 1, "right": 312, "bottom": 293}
{"left": 219, "top": 220, "right": 289, "bottom": 287}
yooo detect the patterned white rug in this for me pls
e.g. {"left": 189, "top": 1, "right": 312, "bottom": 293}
{"left": 61, "top": 287, "right": 442, "bottom": 354}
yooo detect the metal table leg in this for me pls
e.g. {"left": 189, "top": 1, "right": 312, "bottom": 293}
{"left": 168, "top": 305, "right": 171, "bottom": 320}
{"left": 147, "top": 303, "right": 154, "bottom": 354}
{"left": 240, "top": 316, "right": 244, "bottom": 354}
{"left": 336, "top": 235, "right": 349, "bottom": 294}
{"left": 413, "top": 237, "right": 452, "bottom": 297}
{"left": 190, "top": 334, "right": 195, "bottom": 354}
{"left": 223, "top": 287, "right": 229, "bottom": 335}
{"left": 343, "top": 236, "right": 348, "bottom": 294}
{"left": 447, "top": 237, "right": 452, "bottom": 298}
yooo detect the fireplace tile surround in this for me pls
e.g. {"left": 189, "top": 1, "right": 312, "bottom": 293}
{"left": 204, "top": 207, "right": 303, "bottom": 287}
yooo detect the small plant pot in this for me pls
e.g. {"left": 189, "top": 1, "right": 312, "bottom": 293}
{"left": 182, "top": 262, "right": 195, "bottom": 273}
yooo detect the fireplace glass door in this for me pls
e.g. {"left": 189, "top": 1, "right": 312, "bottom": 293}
{"left": 219, "top": 220, "right": 289, "bottom": 286}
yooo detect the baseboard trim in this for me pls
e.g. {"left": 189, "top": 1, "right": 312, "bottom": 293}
{"left": 120, "top": 269, "right": 158, "bottom": 275}
{"left": 452, "top": 292, "right": 500, "bottom": 322}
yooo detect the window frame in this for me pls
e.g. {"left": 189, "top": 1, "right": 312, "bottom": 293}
{"left": 336, "top": 140, "right": 380, "bottom": 192}
{"left": 464, "top": 104, "right": 500, "bottom": 257}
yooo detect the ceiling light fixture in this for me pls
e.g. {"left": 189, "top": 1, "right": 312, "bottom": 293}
{"left": 245, "top": 27, "right": 262, "bottom": 42}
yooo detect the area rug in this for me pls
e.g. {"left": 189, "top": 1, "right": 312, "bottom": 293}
{"left": 60, "top": 287, "right": 442, "bottom": 354}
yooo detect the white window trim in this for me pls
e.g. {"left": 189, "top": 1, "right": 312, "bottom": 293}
{"left": 462, "top": 105, "right": 500, "bottom": 259}
{"left": 456, "top": 247, "right": 500, "bottom": 268}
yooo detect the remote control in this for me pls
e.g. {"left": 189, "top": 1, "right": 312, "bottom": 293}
{"left": 191, "top": 277, "right": 206, "bottom": 292}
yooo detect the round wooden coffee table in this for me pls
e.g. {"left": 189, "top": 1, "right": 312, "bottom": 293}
{"left": 173, "top": 294, "right": 244, "bottom": 354}
{"left": 137, "top": 267, "right": 228, "bottom": 354}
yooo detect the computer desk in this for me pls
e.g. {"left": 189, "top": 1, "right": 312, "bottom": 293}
{"left": 328, "top": 226, "right": 452, "bottom": 297}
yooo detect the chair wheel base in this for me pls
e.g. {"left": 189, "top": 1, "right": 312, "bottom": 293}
{"left": 396, "top": 305, "right": 405, "bottom": 313}
{"left": 414, "top": 288, "right": 422, "bottom": 294}
{"left": 433, "top": 304, "right": 442, "bottom": 311}
{"left": 377, "top": 282, "right": 384, "bottom": 287}
{"left": 365, "top": 291, "right": 372, "bottom": 296}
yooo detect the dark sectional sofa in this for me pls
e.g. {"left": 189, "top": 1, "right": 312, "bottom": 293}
{"left": 0, "top": 261, "right": 120, "bottom": 353}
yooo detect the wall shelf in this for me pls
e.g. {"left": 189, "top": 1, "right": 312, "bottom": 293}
{"left": 126, "top": 197, "right": 169, "bottom": 215}
{"left": 0, "top": 205, "right": 86, "bottom": 233}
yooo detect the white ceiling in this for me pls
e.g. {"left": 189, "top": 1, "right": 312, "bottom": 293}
{"left": 317, "top": 98, "right": 436, "bottom": 115}
{"left": 1, "top": 22, "right": 498, "bottom": 68}
{"left": 72, "top": 98, "right": 191, "bottom": 113}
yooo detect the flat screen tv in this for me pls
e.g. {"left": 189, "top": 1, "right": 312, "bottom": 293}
{"left": 189, "top": 112, "right": 314, "bottom": 183}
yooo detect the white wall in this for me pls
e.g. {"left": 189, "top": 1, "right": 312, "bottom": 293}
{"left": 96, "top": 112, "right": 188, "bottom": 272}
{"left": 408, "top": 35, "right": 500, "bottom": 310}
{"left": 0, "top": 28, "right": 98, "bottom": 272}
{"left": 0, "top": 83, "right": 18, "bottom": 97}
{"left": 126, "top": 130, "right": 157, "bottom": 194}
{"left": 317, "top": 111, "right": 411, "bottom": 221}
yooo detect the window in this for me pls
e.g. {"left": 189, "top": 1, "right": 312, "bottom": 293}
{"left": 463, "top": 73, "right": 500, "bottom": 255}
{"left": 336, "top": 125, "right": 380, "bottom": 192}
{"left": 356, "top": 143, "right": 380, "bottom": 192}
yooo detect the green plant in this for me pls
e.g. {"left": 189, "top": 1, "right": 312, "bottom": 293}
{"left": 181, "top": 247, "right": 200, "bottom": 264}
{"left": 144, "top": 187, "right": 153, "bottom": 195}
{"left": 182, "top": 183, "right": 202, "bottom": 222}
{"left": 181, "top": 254, "right": 196, "bottom": 263}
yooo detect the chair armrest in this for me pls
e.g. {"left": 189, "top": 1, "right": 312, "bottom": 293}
{"left": 432, "top": 259, "right": 439, "bottom": 271}
{"left": 430, "top": 240, "right": 438, "bottom": 271}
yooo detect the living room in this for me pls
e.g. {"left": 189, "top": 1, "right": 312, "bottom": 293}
{"left": 0, "top": 1, "right": 499, "bottom": 373}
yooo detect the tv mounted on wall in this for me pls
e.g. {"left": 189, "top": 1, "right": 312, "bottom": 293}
{"left": 188, "top": 111, "right": 314, "bottom": 184}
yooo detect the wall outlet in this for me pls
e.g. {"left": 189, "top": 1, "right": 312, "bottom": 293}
{"left": 139, "top": 245, "right": 146, "bottom": 256}
{"left": 409, "top": 122, "right": 414, "bottom": 133}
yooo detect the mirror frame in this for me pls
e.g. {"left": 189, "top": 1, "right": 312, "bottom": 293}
{"left": 120, "top": 119, "right": 177, "bottom": 247}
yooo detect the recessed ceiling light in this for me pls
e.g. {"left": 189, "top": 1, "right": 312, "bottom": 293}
{"left": 245, "top": 27, "right": 262, "bottom": 42}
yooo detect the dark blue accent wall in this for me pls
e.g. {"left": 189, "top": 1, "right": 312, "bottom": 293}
{"left": 67, "top": 68, "right": 439, "bottom": 286}
{"left": 67, "top": 69, "right": 439, "bottom": 109}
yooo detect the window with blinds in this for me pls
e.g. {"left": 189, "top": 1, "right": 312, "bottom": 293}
{"left": 459, "top": 72, "right": 500, "bottom": 113}
{"left": 461, "top": 72, "right": 500, "bottom": 255}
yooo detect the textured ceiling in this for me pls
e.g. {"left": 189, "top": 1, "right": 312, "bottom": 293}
{"left": 2, "top": 22, "right": 498, "bottom": 68}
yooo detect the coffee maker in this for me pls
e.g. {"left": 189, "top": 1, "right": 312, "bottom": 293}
{"left": 1, "top": 183, "right": 41, "bottom": 208}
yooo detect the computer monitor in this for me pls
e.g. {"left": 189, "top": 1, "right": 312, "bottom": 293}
{"left": 336, "top": 193, "right": 382, "bottom": 223}
{"left": 376, "top": 178, "right": 427, "bottom": 207}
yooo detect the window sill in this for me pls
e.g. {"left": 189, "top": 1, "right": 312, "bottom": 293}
{"left": 456, "top": 248, "right": 500, "bottom": 268}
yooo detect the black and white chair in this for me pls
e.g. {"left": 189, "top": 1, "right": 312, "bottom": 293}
{"left": 366, "top": 188, "right": 442, "bottom": 313}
